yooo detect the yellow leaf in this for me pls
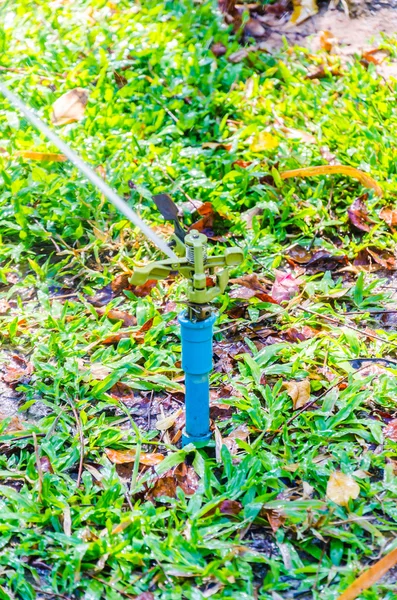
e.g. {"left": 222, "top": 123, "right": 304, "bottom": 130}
{"left": 280, "top": 165, "right": 383, "bottom": 197}
{"left": 283, "top": 379, "right": 311, "bottom": 409}
{"left": 15, "top": 151, "right": 67, "bottom": 161}
{"left": 250, "top": 132, "right": 279, "bottom": 153}
{"left": 104, "top": 448, "right": 165, "bottom": 466}
{"left": 337, "top": 546, "right": 397, "bottom": 600}
{"left": 289, "top": 0, "right": 318, "bottom": 25}
{"left": 51, "top": 88, "right": 89, "bottom": 126}
{"left": 326, "top": 471, "right": 360, "bottom": 507}
{"left": 155, "top": 408, "right": 183, "bottom": 431}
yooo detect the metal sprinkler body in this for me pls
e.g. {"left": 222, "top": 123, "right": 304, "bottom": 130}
{"left": 130, "top": 228, "right": 243, "bottom": 447}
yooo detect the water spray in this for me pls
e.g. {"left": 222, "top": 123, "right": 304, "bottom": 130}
{"left": 0, "top": 82, "right": 244, "bottom": 447}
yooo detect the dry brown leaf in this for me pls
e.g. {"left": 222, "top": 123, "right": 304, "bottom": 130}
{"left": 326, "top": 471, "right": 360, "bottom": 507}
{"left": 337, "top": 546, "right": 397, "bottom": 600}
{"left": 266, "top": 509, "right": 286, "bottom": 532}
{"left": 16, "top": 151, "right": 67, "bottom": 162}
{"left": 223, "top": 424, "right": 250, "bottom": 454}
{"left": 211, "top": 42, "right": 227, "bottom": 57}
{"left": 361, "top": 48, "right": 389, "bottom": 65}
{"left": 348, "top": 195, "right": 373, "bottom": 233}
{"left": 380, "top": 207, "right": 397, "bottom": 227}
{"left": 88, "top": 363, "right": 112, "bottom": 381}
{"left": 0, "top": 414, "right": 24, "bottom": 433}
{"left": 383, "top": 419, "right": 397, "bottom": 441}
{"left": 102, "top": 331, "right": 132, "bottom": 345}
{"left": 283, "top": 379, "right": 311, "bottom": 409}
{"left": 105, "top": 448, "right": 165, "bottom": 466}
{"left": 2, "top": 356, "right": 33, "bottom": 383}
{"left": 95, "top": 307, "right": 136, "bottom": 327}
{"left": 51, "top": 88, "right": 89, "bottom": 125}
{"left": 280, "top": 165, "right": 383, "bottom": 197}
{"left": 0, "top": 299, "right": 10, "bottom": 314}
{"left": 319, "top": 30, "right": 336, "bottom": 52}
{"left": 155, "top": 408, "right": 183, "bottom": 431}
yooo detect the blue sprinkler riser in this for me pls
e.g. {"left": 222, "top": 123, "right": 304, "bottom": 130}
{"left": 178, "top": 311, "right": 217, "bottom": 447}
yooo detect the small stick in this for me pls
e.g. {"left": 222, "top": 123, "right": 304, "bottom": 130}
{"left": 32, "top": 432, "right": 43, "bottom": 502}
{"left": 296, "top": 305, "right": 397, "bottom": 347}
{"left": 31, "top": 586, "right": 70, "bottom": 599}
{"left": 69, "top": 402, "right": 85, "bottom": 488}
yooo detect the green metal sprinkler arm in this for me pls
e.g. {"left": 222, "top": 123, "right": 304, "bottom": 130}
{"left": 130, "top": 241, "right": 243, "bottom": 304}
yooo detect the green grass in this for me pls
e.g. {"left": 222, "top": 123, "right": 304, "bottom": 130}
{"left": 1, "top": 0, "right": 397, "bottom": 598}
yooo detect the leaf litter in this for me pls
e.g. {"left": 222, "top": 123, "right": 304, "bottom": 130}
{"left": 1, "top": 1, "right": 397, "bottom": 599}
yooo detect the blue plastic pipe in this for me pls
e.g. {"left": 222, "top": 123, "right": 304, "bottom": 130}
{"left": 178, "top": 311, "right": 217, "bottom": 447}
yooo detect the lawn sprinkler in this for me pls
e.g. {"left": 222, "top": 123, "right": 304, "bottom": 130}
{"left": 0, "top": 82, "right": 243, "bottom": 448}
{"left": 130, "top": 194, "right": 243, "bottom": 446}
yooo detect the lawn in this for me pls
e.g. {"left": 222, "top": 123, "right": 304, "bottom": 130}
{"left": 1, "top": 0, "right": 397, "bottom": 599}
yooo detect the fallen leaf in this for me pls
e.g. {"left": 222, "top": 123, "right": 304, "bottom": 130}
{"left": 326, "top": 471, "right": 360, "bottom": 506}
{"left": 283, "top": 326, "right": 319, "bottom": 342}
{"left": 40, "top": 456, "right": 53, "bottom": 473}
{"left": 105, "top": 448, "right": 164, "bottom": 466}
{"left": 286, "top": 245, "right": 313, "bottom": 264}
{"left": 264, "top": 0, "right": 290, "bottom": 14}
{"left": 289, "top": 0, "right": 318, "bottom": 25}
{"left": 147, "top": 475, "right": 176, "bottom": 500}
{"left": 361, "top": 47, "right": 389, "bottom": 65}
{"left": 230, "top": 274, "right": 278, "bottom": 303}
{"left": 245, "top": 18, "right": 266, "bottom": 38}
{"left": 380, "top": 207, "right": 397, "bottom": 228}
{"left": 155, "top": 408, "right": 183, "bottom": 431}
{"left": 348, "top": 195, "right": 373, "bottom": 233}
{"left": 109, "top": 382, "right": 135, "bottom": 403}
{"left": 271, "top": 270, "right": 300, "bottom": 303}
{"left": 266, "top": 509, "right": 285, "bottom": 532}
{"left": 366, "top": 247, "right": 396, "bottom": 270}
{"left": 306, "top": 64, "right": 342, "bottom": 79}
{"left": 383, "top": 419, "right": 397, "bottom": 441}
{"left": 95, "top": 307, "right": 136, "bottom": 327}
{"left": 319, "top": 30, "right": 336, "bottom": 52}
{"left": 250, "top": 131, "right": 279, "bottom": 152}
{"left": 0, "top": 414, "right": 24, "bottom": 433}
{"left": 130, "top": 279, "right": 158, "bottom": 297}
{"left": 2, "top": 355, "right": 33, "bottom": 384}
{"left": 147, "top": 462, "right": 199, "bottom": 501}
{"left": 16, "top": 151, "right": 67, "bottom": 161}
{"left": 114, "top": 71, "right": 128, "bottom": 88}
{"left": 337, "top": 546, "right": 397, "bottom": 600}
{"left": 219, "top": 499, "right": 242, "bottom": 515}
{"left": 320, "top": 146, "right": 339, "bottom": 165}
{"left": 51, "top": 88, "right": 89, "bottom": 125}
{"left": 202, "top": 141, "right": 232, "bottom": 151}
{"left": 205, "top": 499, "right": 242, "bottom": 516}
{"left": 89, "top": 363, "right": 112, "bottom": 380}
{"left": 0, "top": 299, "right": 10, "bottom": 314}
{"left": 211, "top": 42, "right": 227, "bottom": 57}
{"left": 283, "top": 379, "right": 311, "bottom": 409}
{"left": 241, "top": 205, "right": 265, "bottom": 228}
{"left": 102, "top": 331, "right": 132, "bottom": 345}
{"left": 228, "top": 47, "right": 253, "bottom": 64}
{"left": 223, "top": 424, "right": 250, "bottom": 454}
{"left": 174, "top": 462, "right": 200, "bottom": 495}
{"left": 280, "top": 166, "right": 382, "bottom": 197}
{"left": 304, "top": 250, "right": 348, "bottom": 274}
